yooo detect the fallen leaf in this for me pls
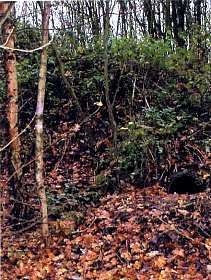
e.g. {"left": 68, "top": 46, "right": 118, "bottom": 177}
{"left": 154, "top": 256, "right": 167, "bottom": 269}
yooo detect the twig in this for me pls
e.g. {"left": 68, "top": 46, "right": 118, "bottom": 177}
{"left": 71, "top": 217, "right": 97, "bottom": 235}
{"left": 158, "top": 217, "right": 195, "bottom": 241}
{"left": 0, "top": 115, "right": 35, "bottom": 153}
{"left": 112, "top": 68, "right": 123, "bottom": 108}
{"left": 80, "top": 107, "right": 101, "bottom": 125}
{"left": 51, "top": 138, "right": 69, "bottom": 173}
{"left": 4, "top": 108, "right": 101, "bottom": 183}
{"left": 2, "top": 217, "right": 41, "bottom": 237}
{"left": 2, "top": 26, "right": 15, "bottom": 46}
{"left": 131, "top": 77, "right": 136, "bottom": 109}
{"left": 158, "top": 217, "right": 211, "bottom": 249}
{"left": 186, "top": 144, "right": 206, "bottom": 162}
{"left": 52, "top": 42, "right": 83, "bottom": 113}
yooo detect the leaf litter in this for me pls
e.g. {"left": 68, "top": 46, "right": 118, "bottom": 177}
{"left": 2, "top": 184, "right": 211, "bottom": 279}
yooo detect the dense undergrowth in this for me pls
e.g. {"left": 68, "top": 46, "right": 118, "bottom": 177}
{"left": 1, "top": 32, "right": 210, "bottom": 219}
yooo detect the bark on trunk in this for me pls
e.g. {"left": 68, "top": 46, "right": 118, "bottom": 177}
{"left": 1, "top": 2, "right": 22, "bottom": 181}
{"left": 1, "top": 1, "right": 24, "bottom": 227}
{"left": 171, "top": 0, "right": 186, "bottom": 47}
{"left": 35, "top": 1, "right": 50, "bottom": 240}
{"left": 165, "top": 0, "right": 171, "bottom": 33}
{"left": 103, "top": 1, "right": 117, "bottom": 149}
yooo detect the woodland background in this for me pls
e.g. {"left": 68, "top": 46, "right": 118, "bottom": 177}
{"left": 1, "top": 1, "right": 211, "bottom": 279}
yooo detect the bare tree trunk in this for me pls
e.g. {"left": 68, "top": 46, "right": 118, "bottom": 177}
{"left": 118, "top": 0, "right": 128, "bottom": 36}
{"left": 35, "top": 1, "right": 50, "bottom": 241}
{"left": 1, "top": 2, "right": 23, "bottom": 222}
{"left": 144, "top": 0, "right": 154, "bottom": 36}
{"left": 103, "top": 0, "right": 117, "bottom": 148}
{"left": 195, "top": 0, "right": 202, "bottom": 25}
{"left": 1, "top": 2, "right": 22, "bottom": 180}
{"left": 165, "top": 0, "right": 171, "bottom": 33}
{"left": 171, "top": 0, "right": 186, "bottom": 47}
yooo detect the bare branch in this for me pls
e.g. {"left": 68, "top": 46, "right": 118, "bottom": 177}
{"left": 0, "top": 115, "right": 35, "bottom": 153}
{"left": 0, "top": 37, "right": 54, "bottom": 53}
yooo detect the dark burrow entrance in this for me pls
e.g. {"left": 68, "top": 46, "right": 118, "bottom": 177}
{"left": 168, "top": 170, "right": 207, "bottom": 194}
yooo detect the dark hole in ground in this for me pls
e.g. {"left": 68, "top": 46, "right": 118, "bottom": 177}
{"left": 168, "top": 171, "right": 206, "bottom": 194}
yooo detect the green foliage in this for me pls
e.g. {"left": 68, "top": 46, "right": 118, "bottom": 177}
{"left": 144, "top": 107, "right": 183, "bottom": 135}
{"left": 109, "top": 34, "right": 208, "bottom": 73}
{"left": 16, "top": 22, "right": 41, "bottom": 50}
{"left": 165, "top": 47, "right": 197, "bottom": 72}
{"left": 118, "top": 90, "right": 209, "bottom": 181}
{"left": 139, "top": 36, "right": 172, "bottom": 68}
{"left": 12, "top": 26, "right": 210, "bottom": 186}
{"left": 95, "top": 174, "right": 107, "bottom": 187}
{"left": 111, "top": 37, "right": 140, "bottom": 62}
{"left": 119, "top": 122, "right": 154, "bottom": 178}
{"left": 16, "top": 57, "right": 39, "bottom": 85}
{"left": 110, "top": 36, "right": 173, "bottom": 68}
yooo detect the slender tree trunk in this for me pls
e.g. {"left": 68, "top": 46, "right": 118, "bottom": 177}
{"left": 35, "top": 1, "right": 50, "bottom": 241}
{"left": 165, "top": 0, "right": 171, "bottom": 33}
{"left": 119, "top": 0, "right": 128, "bottom": 37}
{"left": 1, "top": 3, "right": 22, "bottom": 180}
{"left": 195, "top": 0, "right": 202, "bottom": 25}
{"left": 103, "top": 0, "right": 117, "bottom": 148}
{"left": 144, "top": 0, "right": 154, "bottom": 37}
{"left": 172, "top": 0, "right": 186, "bottom": 47}
{"left": 156, "top": 2, "right": 163, "bottom": 38}
{"left": 1, "top": 2, "right": 23, "bottom": 222}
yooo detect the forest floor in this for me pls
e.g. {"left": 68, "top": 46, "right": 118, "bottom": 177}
{"left": 2, "top": 184, "right": 211, "bottom": 280}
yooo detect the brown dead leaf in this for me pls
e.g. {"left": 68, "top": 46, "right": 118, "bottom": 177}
{"left": 59, "top": 220, "right": 76, "bottom": 235}
{"left": 103, "top": 252, "right": 115, "bottom": 263}
{"left": 158, "top": 223, "right": 170, "bottom": 232}
{"left": 172, "top": 248, "right": 185, "bottom": 258}
{"left": 98, "top": 270, "right": 117, "bottom": 280}
{"left": 130, "top": 242, "right": 141, "bottom": 254}
{"left": 110, "top": 257, "right": 118, "bottom": 266}
{"left": 120, "top": 250, "right": 132, "bottom": 261}
{"left": 159, "top": 268, "right": 172, "bottom": 280}
{"left": 82, "top": 234, "right": 95, "bottom": 246}
{"left": 85, "top": 250, "right": 98, "bottom": 262}
{"left": 98, "top": 210, "right": 110, "bottom": 219}
{"left": 16, "top": 261, "right": 27, "bottom": 277}
{"left": 154, "top": 256, "right": 167, "bottom": 269}
{"left": 134, "top": 260, "right": 141, "bottom": 270}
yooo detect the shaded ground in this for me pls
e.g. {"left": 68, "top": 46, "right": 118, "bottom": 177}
{"left": 2, "top": 185, "right": 211, "bottom": 280}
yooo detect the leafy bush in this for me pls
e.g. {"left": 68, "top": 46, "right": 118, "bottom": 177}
{"left": 10, "top": 27, "right": 210, "bottom": 187}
